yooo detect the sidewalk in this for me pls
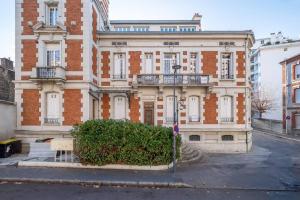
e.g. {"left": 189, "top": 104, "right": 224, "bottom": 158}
{"left": 0, "top": 166, "right": 188, "bottom": 188}
{"left": 254, "top": 128, "right": 300, "bottom": 142}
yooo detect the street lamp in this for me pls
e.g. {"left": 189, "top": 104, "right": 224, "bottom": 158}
{"left": 172, "top": 64, "right": 181, "bottom": 173}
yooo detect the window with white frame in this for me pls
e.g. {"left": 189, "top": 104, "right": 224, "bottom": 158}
{"left": 295, "top": 89, "right": 300, "bottom": 103}
{"left": 144, "top": 53, "right": 153, "bottom": 74}
{"left": 115, "top": 27, "right": 131, "bottom": 32}
{"left": 220, "top": 96, "right": 234, "bottom": 122}
{"left": 46, "top": 44, "right": 61, "bottom": 67}
{"left": 190, "top": 53, "right": 199, "bottom": 73}
{"left": 160, "top": 26, "right": 177, "bottom": 32}
{"left": 166, "top": 96, "right": 177, "bottom": 123}
{"left": 164, "top": 53, "right": 179, "bottom": 74}
{"left": 295, "top": 65, "right": 300, "bottom": 79}
{"left": 221, "top": 53, "right": 234, "bottom": 80}
{"left": 188, "top": 96, "right": 200, "bottom": 122}
{"left": 114, "top": 96, "right": 126, "bottom": 120}
{"left": 47, "top": 5, "right": 58, "bottom": 26}
{"left": 133, "top": 26, "right": 149, "bottom": 32}
{"left": 179, "top": 26, "right": 196, "bottom": 32}
{"left": 113, "top": 53, "right": 126, "bottom": 79}
{"left": 45, "top": 92, "right": 60, "bottom": 125}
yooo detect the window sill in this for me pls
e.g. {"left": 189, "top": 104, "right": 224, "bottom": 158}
{"left": 111, "top": 79, "right": 128, "bottom": 82}
{"left": 220, "top": 121, "right": 235, "bottom": 124}
{"left": 219, "top": 79, "right": 235, "bottom": 81}
{"left": 43, "top": 123, "right": 61, "bottom": 126}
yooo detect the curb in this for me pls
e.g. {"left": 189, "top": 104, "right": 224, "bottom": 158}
{"left": 255, "top": 129, "right": 300, "bottom": 142}
{"left": 17, "top": 161, "right": 173, "bottom": 171}
{"left": 0, "top": 178, "right": 192, "bottom": 188}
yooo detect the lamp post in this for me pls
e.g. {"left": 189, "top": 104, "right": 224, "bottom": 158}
{"left": 172, "top": 64, "right": 181, "bottom": 173}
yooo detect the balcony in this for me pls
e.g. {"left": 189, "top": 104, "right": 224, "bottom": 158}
{"left": 135, "top": 74, "right": 210, "bottom": 86}
{"left": 30, "top": 66, "right": 66, "bottom": 81}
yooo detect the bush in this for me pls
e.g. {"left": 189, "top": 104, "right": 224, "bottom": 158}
{"left": 71, "top": 120, "right": 181, "bottom": 166}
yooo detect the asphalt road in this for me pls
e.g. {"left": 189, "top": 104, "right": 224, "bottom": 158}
{"left": 0, "top": 131, "right": 299, "bottom": 200}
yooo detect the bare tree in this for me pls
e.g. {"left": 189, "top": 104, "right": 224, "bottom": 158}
{"left": 251, "top": 87, "right": 276, "bottom": 119}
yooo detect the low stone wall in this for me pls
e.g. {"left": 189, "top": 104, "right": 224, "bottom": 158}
{"left": 252, "top": 118, "right": 283, "bottom": 134}
{"left": 0, "top": 101, "right": 16, "bottom": 140}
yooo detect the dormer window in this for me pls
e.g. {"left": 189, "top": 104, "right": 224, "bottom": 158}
{"left": 46, "top": 3, "right": 58, "bottom": 26}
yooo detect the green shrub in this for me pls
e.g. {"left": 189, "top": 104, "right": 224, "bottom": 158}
{"left": 71, "top": 120, "right": 181, "bottom": 166}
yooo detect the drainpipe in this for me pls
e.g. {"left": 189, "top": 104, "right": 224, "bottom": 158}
{"left": 245, "top": 34, "right": 249, "bottom": 153}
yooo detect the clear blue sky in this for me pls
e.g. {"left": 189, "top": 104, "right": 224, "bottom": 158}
{"left": 1, "top": 0, "right": 300, "bottom": 62}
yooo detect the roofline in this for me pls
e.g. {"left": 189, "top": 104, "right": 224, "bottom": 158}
{"left": 110, "top": 20, "right": 200, "bottom": 25}
{"left": 279, "top": 54, "right": 300, "bottom": 65}
{"left": 98, "top": 30, "right": 254, "bottom": 35}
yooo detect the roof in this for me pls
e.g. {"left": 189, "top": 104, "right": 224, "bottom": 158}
{"left": 110, "top": 20, "right": 200, "bottom": 25}
{"left": 99, "top": 30, "right": 254, "bottom": 35}
{"left": 279, "top": 54, "right": 300, "bottom": 65}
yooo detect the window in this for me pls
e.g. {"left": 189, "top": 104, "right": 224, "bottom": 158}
{"left": 160, "top": 26, "right": 177, "bottom": 32}
{"left": 221, "top": 53, "right": 234, "bottom": 80}
{"left": 295, "top": 89, "right": 300, "bottom": 103}
{"left": 46, "top": 44, "right": 61, "bottom": 67}
{"left": 188, "top": 96, "right": 200, "bottom": 122}
{"left": 45, "top": 92, "right": 59, "bottom": 125}
{"left": 47, "top": 6, "right": 58, "bottom": 26}
{"left": 295, "top": 65, "right": 300, "bottom": 79}
{"left": 220, "top": 96, "right": 234, "bottom": 122}
{"left": 189, "top": 135, "right": 201, "bottom": 141}
{"left": 222, "top": 135, "right": 234, "bottom": 141}
{"left": 295, "top": 115, "right": 300, "bottom": 129}
{"left": 164, "top": 53, "right": 179, "bottom": 74}
{"left": 133, "top": 26, "right": 149, "bottom": 32}
{"left": 190, "top": 53, "right": 199, "bottom": 73}
{"left": 115, "top": 27, "right": 130, "bottom": 32}
{"left": 166, "top": 96, "right": 177, "bottom": 123}
{"left": 114, "top": 96, "right": 126, "bottom": 120}
{"left": 179, "top": 26, "right": 196, "bottom": 32}
{"left": 144, "top": 53, "right": 153, "bottom": 74}
{"left": 113, "top": 53, "right": 126, "bottom": 79}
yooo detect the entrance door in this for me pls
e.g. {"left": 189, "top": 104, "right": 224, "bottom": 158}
{"left": 144, "top": 102, "right": 154, "bottom": 125}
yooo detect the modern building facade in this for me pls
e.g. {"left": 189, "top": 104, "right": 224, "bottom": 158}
{"left": 15, "top": 0, "right": 253, "bottom": 153}
{"left": 251, "top": 32, "right": 300, "bottom": 120}
{"left": 281, "top": 54, "right": 300, "bottom": 135}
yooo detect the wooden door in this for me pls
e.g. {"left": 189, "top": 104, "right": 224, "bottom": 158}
{"left": 144, "top": 102, "right": 154, "bottom": 125}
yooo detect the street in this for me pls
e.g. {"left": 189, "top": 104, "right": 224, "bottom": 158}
{"left": 0, "top": 131, "right": 299, "bottom": 200}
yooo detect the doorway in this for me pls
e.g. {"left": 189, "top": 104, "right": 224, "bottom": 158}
{"left": 144, "top": 102, "right": 154, "bottom": 125}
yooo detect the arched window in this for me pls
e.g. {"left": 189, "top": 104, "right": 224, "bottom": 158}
{"left": 189, "top": 135, "right": 201, "bottom": 141}
{"left": 222, "top": 135, "right": 234, "bottom": 141}
{"left": 45, "top": 92, "right": 60, "bottom": 125}
{"left": 220, "top": 96, "right": 233, "bottom": 122}
{"left": 188, "top": 96, "right": 200, "bottom": 122}
{"left": 114, "top": 96, "right": 126, "bottom": 120}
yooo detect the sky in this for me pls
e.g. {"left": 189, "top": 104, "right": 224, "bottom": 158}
{"left": 1, "top": 0, "right": 300, "bottom": 62}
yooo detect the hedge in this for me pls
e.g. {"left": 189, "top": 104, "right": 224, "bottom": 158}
{"left": 71, "top": 120, "right": 181, "bottom": 166}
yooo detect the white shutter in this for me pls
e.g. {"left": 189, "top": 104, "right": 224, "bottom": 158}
{"left": 47, "top": 93, "right": 59, "bottom": 118}
{"left": 189, "top": 97, "right": 199, "bottom": 122}
{"left": 114, "top": 54, "right": 120, "bottom": 76}
{"left": 296, "top": 115, "right": 300, "bottom": 129}
{"left": 221, "top": 96, "right": 233, "bottom": 121}
{"left": 145, "top": 54, "right": 153, "bottom": 74}
{"left": 114, "top": 97, "right": 126, "bottom": 120}
{"left": 296, "top": 89, "right": 300, "bottom": 103}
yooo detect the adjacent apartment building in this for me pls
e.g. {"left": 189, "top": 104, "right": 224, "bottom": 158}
{"left": 251, "top": 32, "right": 300, "bottom": 120}
{"left": 15, "top": 0, "right": 253, "bottom": 153}
{"left": 281, "top": 54, "right": 300, "bottom": 135}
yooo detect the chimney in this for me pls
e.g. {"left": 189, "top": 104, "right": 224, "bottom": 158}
{"left": 192, "top": 13, "right": 202, "bottom": 21}
{"left": 270, "top": 32, "right": 276, "bottom": 44}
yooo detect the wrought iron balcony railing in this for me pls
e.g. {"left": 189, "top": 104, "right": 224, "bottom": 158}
{"left": 220, "top": 117, "right": 234, "bottom": 123}
{"left": 30, "top": 66, "right": 66, "bottom": 80}
{"left": 44, "top": 118, "right": 60, "bottom": 125}
{"left": 136, "top": 74, "right": 210, "bottom": 86}
{"left": 220, "top": 74, "right": 235, "bottom": 80}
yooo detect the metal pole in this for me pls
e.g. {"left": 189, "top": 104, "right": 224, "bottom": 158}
{"left": 173, "top": 69, "right": 176, "bottom": 173}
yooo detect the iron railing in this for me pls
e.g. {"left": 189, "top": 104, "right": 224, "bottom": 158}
{"left": 220, "top": 117, "right": 234, "bottom": 123}
{"left": 112, "top": 74, "right": 126, "bottom": 80}
{"left": 220, "top": 74, "right": 234, "bottom": 80}
{"left": 44, "top": 118, "right": 60, "bottom": 125}
{"left": 137, "top": 75, "right": 159, "bottom": 85}
{"left": 189, "top": 116, "right": 201, "bottom": 122}
{"left": 37, "top": 67, "right": 57, "bottom": 79}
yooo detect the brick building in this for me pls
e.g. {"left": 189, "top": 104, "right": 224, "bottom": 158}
{"left": 281, "top": 54, "right": 300, "bottom": 135}
{"left": 15, "top": 0, "right": 254, "bottom": 152}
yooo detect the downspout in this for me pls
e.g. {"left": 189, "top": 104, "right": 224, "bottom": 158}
{"left": 245, "top": 34, "right": 249, "bottom": 153}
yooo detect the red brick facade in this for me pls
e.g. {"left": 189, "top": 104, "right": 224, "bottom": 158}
{"left": 203, "top": 93, "right": 218, "bottom": 124}
{"left": 236, "top": 51, "right": 246, "bottom": 78}
{"left": 101, "top": 51, "right": 110, "bottom": 78}
{"left": 202, "top": 51, "right": 218, "bottom": 78}
{"left": 65, "top": 0, "right": 83, "bottom": 35}
{"left": 63, "top": 89, "right": 82, "bottom": 125}
{"left": 129, "top": 95, "right": 140, "bottom": 123}
{"left": 66, "top": 40, "right": 83, "bottom": 71}
{"left": 92, "top": 46, "right": 98, "bottom": 76}
{"left": 92, "top": 7, "right": 98, "bottom": 43}
{"left": 22, "top": 40, "right": 37, "bottom": 71}
{"left": 101, "top": 94, "right": 110, "bottom": 119}
{"left": 236, "top": 93, "right": 245, "bottom": 124}
{"left": 129, "top": 51, "right": 142, "bottom": 77}
{"left": 21, "top": 89, "right": 40, "bottom": 125}
{"left": 21, "top": 0, "right": 38, "bottom": 35}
